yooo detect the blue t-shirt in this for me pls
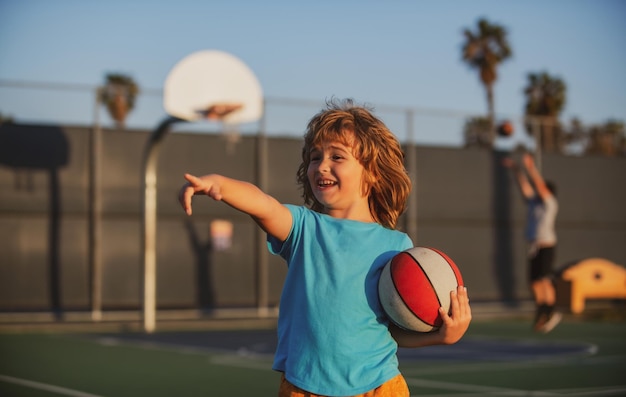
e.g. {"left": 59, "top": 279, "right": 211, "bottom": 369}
{"left": 268, "top": 205, "right": 413, "bottom": 396}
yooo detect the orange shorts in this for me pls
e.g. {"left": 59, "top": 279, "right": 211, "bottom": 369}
{"left": 278, "top": 373, "right": 409, "bottom": 397}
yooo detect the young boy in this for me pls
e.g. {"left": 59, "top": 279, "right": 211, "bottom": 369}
{"left": 179, "top": 99, "right": 471, "bottom": 396}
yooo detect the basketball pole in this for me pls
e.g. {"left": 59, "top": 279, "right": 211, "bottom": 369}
{"left": 142, "top": 116, "right": 182, "bottom": 333}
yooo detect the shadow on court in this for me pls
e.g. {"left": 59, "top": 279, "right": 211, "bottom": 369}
{"left": 91, "top": 327, "right": 594, "bottom": 363}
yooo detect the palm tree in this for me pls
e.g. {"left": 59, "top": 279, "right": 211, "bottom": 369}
{"left": 99, "top": 73, "right": 139, "bottom": 129}
{"left": 462, "top": 18, "right": 512, "bottom": 147}
{"left": 585, "top": 119, "right": 625, "bottom": 156}
{"left": 463, "top": 116, "right": 491, "bottom": 149}
{"left": 523, "top": 72, "right": 566, "bottom": 153}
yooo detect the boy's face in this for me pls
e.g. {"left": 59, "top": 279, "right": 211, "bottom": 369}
{"left": 306, "top": 138, "right": 371, "bottom": 219}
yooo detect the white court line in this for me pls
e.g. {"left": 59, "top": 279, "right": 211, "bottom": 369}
{"left": 95, "top": 336, "right": 274, "bottom": 371}
{"left": 548, "top": 385, "right": 626, "bottom": 396}
{"left": 209, "top": 354, "right": 273, "bottom": 370}
{"left": 95, "top": 336, "right": 273, "bottom": 360}
{"left": 0, "top": 374, "right": 104, "bottom": 397}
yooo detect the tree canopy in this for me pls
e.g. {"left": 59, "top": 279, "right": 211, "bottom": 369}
{"left": 461, "top": 18, "right": 512, "bottom": 147}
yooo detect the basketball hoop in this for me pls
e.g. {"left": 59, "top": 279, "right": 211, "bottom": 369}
{"left": 197, "top": 103, "right": 244, "bottom": 120}
{"left": 142, "top": 50, "right": 263, "bottom": 333}
{"left": 163, "top": 50, "right": 263, "bottom": 124}
{"left": 197, "top": 103, "right": 244, "bottom": 153}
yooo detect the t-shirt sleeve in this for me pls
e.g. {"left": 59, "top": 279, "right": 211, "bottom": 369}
{"left": 267, "top": 204, "right": 300, "bottom": 261}
{"left": 402, "top": 233, "right": 414, "bottom": 250}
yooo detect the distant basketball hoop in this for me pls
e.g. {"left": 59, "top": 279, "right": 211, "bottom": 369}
{"left": 142, "top": 50, "right": 263, "bottom": 333}
{"left": 164, "top": 49, "right": 263, "bottom": 126}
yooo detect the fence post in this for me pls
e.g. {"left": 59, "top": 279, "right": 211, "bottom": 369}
{"left": 405, "top": 109, "right": 418, "bottom": 242}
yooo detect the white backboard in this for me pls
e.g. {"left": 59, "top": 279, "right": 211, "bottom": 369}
{"left": 164, "top": 50, "right": 263, "bottom": 124}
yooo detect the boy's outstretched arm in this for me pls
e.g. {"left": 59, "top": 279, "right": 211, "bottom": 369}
{"left": 179, "top": 173, "right": 292, "bottom": 242}
{"left": 390, "top": 285, "right": 472, "bottom": 348}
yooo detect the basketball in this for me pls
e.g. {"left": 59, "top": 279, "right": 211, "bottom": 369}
{"left": 497, "top": 120, "right": 514, "bottom": 137}
{"left": 378, "top": 247, "right": 464, "bottom": 332}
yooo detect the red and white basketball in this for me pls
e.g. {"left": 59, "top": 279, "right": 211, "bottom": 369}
{"left": 378, "top": 247, "right": 464, "bottom": 332}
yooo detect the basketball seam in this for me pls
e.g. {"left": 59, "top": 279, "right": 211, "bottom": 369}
{"left": 427, "top": 246, "right": 464, "bottom": 285}
{"left": 390, "top": 252, "right": 440, "bottom": 327}
{"left": 379, "top": 264, "right": 424, "bottom": 330}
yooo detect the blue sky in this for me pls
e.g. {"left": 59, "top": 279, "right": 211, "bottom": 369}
{"left": 1, "top": 0, "right": 625, "bottom": 147}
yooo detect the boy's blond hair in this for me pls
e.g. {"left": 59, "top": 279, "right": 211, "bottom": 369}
{"left": 296, "top": 98, "right": 411, "bottom": 229}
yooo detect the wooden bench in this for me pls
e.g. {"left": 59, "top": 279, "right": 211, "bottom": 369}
{"left": 559, "top": 258, "right": 626, "bottom": 314}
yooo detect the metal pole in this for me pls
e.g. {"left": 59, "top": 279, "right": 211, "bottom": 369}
{"left": 256, "top": 100, "right": 269, "bottom": 317}
{"left": 142, "top": 116, "right": 181, "bottom": 333}
{"left": 405, "top": 110, "right": 418, "bottom": 243}
{"left": 90, "top": 87, "right": 103, "bottom": 322}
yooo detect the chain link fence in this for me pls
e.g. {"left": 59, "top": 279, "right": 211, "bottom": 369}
{"left": 0, "top": 79, "right": 537, "bottom": 150}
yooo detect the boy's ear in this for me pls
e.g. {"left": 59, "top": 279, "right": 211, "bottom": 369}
{"left": 369, "top": 169, "right": 380, "bottom": 184}
{"left": 362, "top": 173, "right": 378, "bottom": 194}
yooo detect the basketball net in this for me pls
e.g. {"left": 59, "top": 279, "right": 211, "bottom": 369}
{"left": 200, "top": 103, "right": 243, "bottom": 154}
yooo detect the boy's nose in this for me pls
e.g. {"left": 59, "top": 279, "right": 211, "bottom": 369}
{"left": 317, "top": 158, "right": 331, "bottom": 173}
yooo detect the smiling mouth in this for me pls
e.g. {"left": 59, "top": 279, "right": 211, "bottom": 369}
{"left": 317, "top": 179, "right": 337, "bottom": 188}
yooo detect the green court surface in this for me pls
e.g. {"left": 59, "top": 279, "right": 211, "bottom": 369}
{"left": 1, "top": 317, "right": 625, "bottom": 397}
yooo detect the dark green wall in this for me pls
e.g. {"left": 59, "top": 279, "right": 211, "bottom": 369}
{"left": 0, "top": 123, "right": 624, "bottom": 312}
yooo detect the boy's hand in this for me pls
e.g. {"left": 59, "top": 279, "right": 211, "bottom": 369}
{"left": 436, "top": 286, "right": 472, "bottom": 345}
{"left": 178, "top": 173, "right": 223, "bottom": 215}
{"left": 390, "top": 285, "right": 472, "bottom": 348}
